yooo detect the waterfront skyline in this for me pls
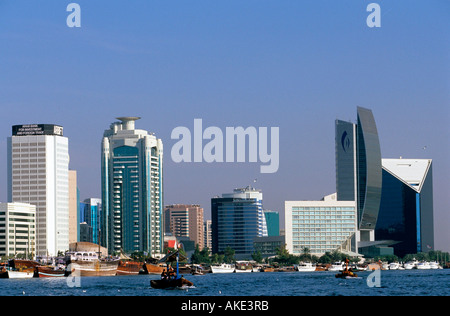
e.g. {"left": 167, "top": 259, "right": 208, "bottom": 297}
{"left": 0, "top": 1, "right": 448, "bottom": 252}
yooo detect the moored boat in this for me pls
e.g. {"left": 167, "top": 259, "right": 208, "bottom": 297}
{"left": 260, "top": 266, "right": 275, "bottom": 272}
{"left": 296, "top": 262, "right": 316, "bottom": 272}
{"left": 389, "top": 262, "right": 400, "bottom": 270}
{"left": 235, "top": 261, "right": 253, "bottom": 273}
{"left": 328, "top": 262, "right": 344, "bottom": 272}
{"left": 143, "top": 262, "right": 166, "bottom": 275}
{"left": 6, "top": 269, "right": 34, "bottom": 279}
{"left": 429, "top": 261, "right": 440, "bottom": 269}
{"left": 66, "top": 251, "right": 119, "bottom": 277}
{"left": 210, "top": 263, "right": 235, "bottom": 273}
{"left": 404, "top": 260, "right": 418, "bottom": 270}
{"left": 116, "top": 261, "right": 143, "bottom": 276}
{"left": 416, "top": 261, "right": 431, "bottom": 270}
{"left": 36, "top": 266, "right": 65, "bottom": 278}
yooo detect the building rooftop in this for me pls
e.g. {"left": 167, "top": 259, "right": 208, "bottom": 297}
{"left": 382, "top": 158, "right": 432, "bottom": 193}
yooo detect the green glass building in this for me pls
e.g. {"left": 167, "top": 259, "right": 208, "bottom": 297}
{"left": 101, "top": 117, "right": 163, "bottom": 255}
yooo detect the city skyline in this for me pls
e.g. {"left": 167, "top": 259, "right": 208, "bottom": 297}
{"left": 0, "top": 1, "right": 448, "bottom": 252}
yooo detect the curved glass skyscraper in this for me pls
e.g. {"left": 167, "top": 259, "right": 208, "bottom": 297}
{"left": 356, "top": 107, "right": 382, "bottom": 232}
{"left": 336, "top": 107, "right": 382, "bottom": 245}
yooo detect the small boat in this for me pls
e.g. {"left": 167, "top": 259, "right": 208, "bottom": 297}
{"left": 36, "top": 266, "right": 65, "bottom": 278}
{"left": 429, "top": 261, "right": 441, "bottom": 269}
{"left": 235, "top": 261, "right": 253, "bottom": 273}
{"left": 368, "top": 263, "right": 381, "bottom": 271}
{"left": 404, "top": 260, "right": 418, "bottom": 270}
{"left": 389, "top": 262, "right": 400, "bottom": 270}
{"left": 260, "top": 266, "right": 275, "bottom": 272}
{"left": 276, "top": 266, "right": 296, "bottom": 272}
{"left": 4, "top": 259, "right": 39, "bottom": 278}
{"left": 417, "top": 262, "right": 431, "bottom": 270}
{"left": 7, "top": 268, "right": 35, "bottom": 279}
{"left": 191, "top": 265, "right": 204, "bottom": 275}
{"left": 335, "top": 259, "right": 359, "bottom": 279}
{"left": 296, "top": 262, "right": 316, "bottom": 272}
{"left": 150, "top": 277, "right": 194, "bottom": 289}
{"left": 328, "top": 262, "right": 344, "bottom": 272}
{"left": 150, "top": 250, "right": 194, "bottom": 290}
{"left": 210, "top": 263, "right": 235, "bottom": 273}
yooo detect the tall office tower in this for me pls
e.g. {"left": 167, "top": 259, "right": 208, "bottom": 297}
{"left": 101, "top": 117, "right": 163, "bottom": 255}
{"left": 0, "top": 202, "right": 36, "bottom": 258}
{"left": 211, "top": 186, "right": 268, "bottom": 258}
{"left": 7, "top": 124, "right": 69, "bottom": 257}
{"left": 164, "top": 204, "right": 204, "bottom": 249}
{"left": 263, "top": 210, "right": 280, "bottom": 236}
{"left": 81, "top": 198, "right": 102, "bottom": 245}
{"left": 204, "top": 220, "right": 212, "bottom": 250}
{"left": 376, "top": 159, "right": 434, "bottom": 257}
{"left": 68, "top": 170, "right": 79, "bottom": 244}
{"left": 335, "top": 107, "right": 382, "bottom": 244}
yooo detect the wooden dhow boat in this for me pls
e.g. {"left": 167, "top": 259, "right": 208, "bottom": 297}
{"left": 116, "top": 251, "right": 143, "bottom": 276}
{"left": 65, "top": 242, "right": 119, "bottom": 277}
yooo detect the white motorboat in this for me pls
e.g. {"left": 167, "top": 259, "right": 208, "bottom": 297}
{"left": 7, "top": 269, "right": 34, "bottom": 279}
{"left": 381, "top": 262, "right": 389, "bottom": 270}
{"left": 403, "top": 260, "right": 418, "bottom": 270}
{"left": 416, "top": 262, "right": 431, "bottom": 270}
{"left": 429, "top": 261, "right": 441, "bottom": 269}
{"left": 297, "top": 262, "right": 316, "bottom": 272}
{"left": 328, "top": 262, "right": 344, "bottom": 272}
{"left": 389, "top": 262, "right": 400, "bottom": 270}
{"left": 210, "top": 263, "right": 235, "bottom": 273}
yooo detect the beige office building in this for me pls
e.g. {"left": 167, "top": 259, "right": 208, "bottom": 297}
{"left": 164, "top": 204, "right": 204, "bottom": 249}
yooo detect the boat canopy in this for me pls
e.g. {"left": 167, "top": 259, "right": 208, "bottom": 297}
{"left": 158, "top": 250, "right": 187, "bottom": 263}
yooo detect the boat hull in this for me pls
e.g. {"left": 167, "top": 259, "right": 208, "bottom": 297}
{"left": 210, "top": 264, "right": 235, "bottom": 273}
{"left": 8, "top": 270, "right": 34, "bottom": 279}
{"left": 116, "top": 261, "right": 142, "bottom": 276}
{"left": 150, "top": 277, "right": 194, "bottom": 289}
{"left": 36, "top": 266, "right": 65, "bottom": 278}
{"left": 68, "top": 260, "right": 119, "bottom": 277}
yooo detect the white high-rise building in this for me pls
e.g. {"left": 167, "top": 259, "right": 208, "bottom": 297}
{"left": 7, "top": 124, "right": 69, "bottom": 257}
{"left": 285, "top": 193, "right": 357, "bottom": 257}
{"left": 0, "top": 202, "right": 36, "bottom": 258}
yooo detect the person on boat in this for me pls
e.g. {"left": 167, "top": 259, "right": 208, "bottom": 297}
{"left": 168, "top": 266, "right": 175, "bottom": 280}
{"left": 161, "top": 269, "right": 167, "bottom": 280}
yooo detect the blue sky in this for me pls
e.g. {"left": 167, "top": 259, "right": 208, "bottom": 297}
{"left": 0, "top": 1, "right": 449, "bottom": 251}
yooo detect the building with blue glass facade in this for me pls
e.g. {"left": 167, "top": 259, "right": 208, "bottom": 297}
{"left": 375, "top": 159, "right": 434, "bottom": 257}
{"left": 101, "top": 117, "right": 163, "bottom": 255}
{"left": 79, "top": 198, "right": 102, "bottom": 244}
{"left": 335, "top": 107, "right": 382, "bottom": 251}
{"left": 211, "top": 186, "right": 267, "bottom": 258}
